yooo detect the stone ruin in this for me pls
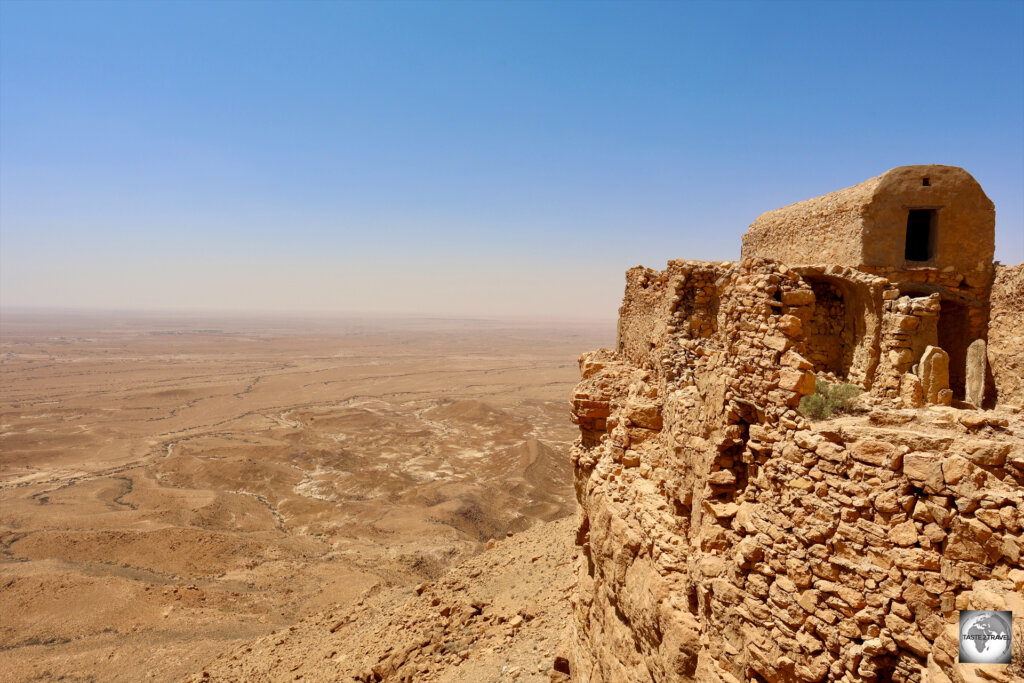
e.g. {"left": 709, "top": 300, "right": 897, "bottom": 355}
{"left": 742, "top": 164, "right": 996, "bottom": 407}
{"left": 567, "top": 166, "right": 1023, "bottom": 682}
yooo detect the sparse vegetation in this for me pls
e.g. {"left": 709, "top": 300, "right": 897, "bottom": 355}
{"left": 798, "top": 378, "right": 861, "bottom": 420}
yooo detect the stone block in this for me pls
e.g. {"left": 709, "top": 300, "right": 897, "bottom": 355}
{"left": 899, "top": 373, "right": 924, "bottom": 408}
{"left": 781, "top": 290, "right": 815, "bottom": 306}
{"left": 959, "top": 440, "right": 1010, "bottom": 467}
{"left": 965, "top": 338, "right": 986, "bottom": 407}
{"left": 624, "top": 400, "right": 662, "bottom": 430}
{"left": 918, "top": 345, "right": 950, "bottom": 405}
{"left": 888, "top": 520, "right": 918, "bottom": 547}
{"left": 850, "top": 440, "right": 895, "bottom": 467}
{"left": 779, "top": 369, "right": 816, "bottom": 395}
{"left": 903, "top": 453, "right": 944, "bottom": 493}
{"left": 781, "top": 350, "right": 814, "bottom": 370}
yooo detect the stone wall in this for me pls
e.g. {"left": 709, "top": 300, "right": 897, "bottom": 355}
{"left": 860, "top": 264, "right": 992, "bottom": 401}
{"left": 872, "top": 293, "right": 941, "bottom": 403}
{"left": 569, "top": 258, "right": 1024, "bottom": 683}
{"left": 803, "top": 279, "right": 850, "bottom": 375}
{"left": 988, "top": 263, "right": 1024, "bottom": 408}
{"left": 742, "top": 166, "right": 995, "bottom": 400}
{"left": 791, "top": 266, "right": 887, "bottom": 390}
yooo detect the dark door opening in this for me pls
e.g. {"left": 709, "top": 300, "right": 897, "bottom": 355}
{"left": 905, "top": 209, "right": 935, "bottom": 261}
{"left": 938, "top": 299, "right": 969, "bottom": 400}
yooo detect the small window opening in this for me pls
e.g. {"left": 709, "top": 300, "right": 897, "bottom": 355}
{"left": 905, "top": 209, "right": 935, "bottom": 261}
{"left": 922, "top": 177, "right": 930, "bottom": 186}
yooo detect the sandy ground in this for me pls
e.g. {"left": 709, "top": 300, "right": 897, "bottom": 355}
{"left": 0, "top": 312, "right": 611, "bottom": 682}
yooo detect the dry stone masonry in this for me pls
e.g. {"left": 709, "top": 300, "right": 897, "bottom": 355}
{"left": 743, "top": 165, "right": 995, "bottom": 404}
{"left": 568, "top": 166, "right": 1023, "bottom": 682}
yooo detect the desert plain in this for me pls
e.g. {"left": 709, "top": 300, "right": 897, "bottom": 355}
{"left": 0, "top": 312, "right": 612, "bottom": 682}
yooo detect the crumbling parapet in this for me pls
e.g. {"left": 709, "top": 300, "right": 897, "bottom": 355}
{"left": 874, "top": 293, "right": 941, "bottom": 401}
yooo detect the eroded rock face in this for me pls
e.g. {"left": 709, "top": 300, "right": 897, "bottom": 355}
{"left": 569, "top": 258, "right": 1024, "bottom": 683}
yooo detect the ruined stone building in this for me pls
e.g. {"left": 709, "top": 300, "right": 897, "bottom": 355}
{"left": 741, "top": 165, "right": 996, "bottom": 404}
{"left": 569, "top": 166, "right": 1023, "bottom": 682}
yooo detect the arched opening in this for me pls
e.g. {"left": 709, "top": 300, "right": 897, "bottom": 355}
{"left": 793, "top": 269, "right": 879, "bottom": 387}
{"left": 938, "top": 299, "right": 970, "bottom": 400}
{"left": 804, "top": 278, "right": 855, "bottom": 378}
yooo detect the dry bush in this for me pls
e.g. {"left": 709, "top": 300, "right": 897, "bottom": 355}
{"left": 799, "top": 378, "right": 861, "bottom": 420}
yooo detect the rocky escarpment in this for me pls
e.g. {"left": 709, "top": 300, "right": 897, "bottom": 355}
{"left": 569, "top": 258, "right": 1024, "bottom": 682}
{"left": 184, "top": 518, "right": 576, "bottom": 683}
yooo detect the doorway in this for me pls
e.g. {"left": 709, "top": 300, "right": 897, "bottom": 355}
{"left": 905, "top": 209, "right": 936, "bottom": 262}
{"left": 938, "top": 299, "right": 970, "bottom": 399}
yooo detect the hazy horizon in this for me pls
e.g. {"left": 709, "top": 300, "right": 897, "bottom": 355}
{"left": 2, "top": 1, "right": 1022, "bottom": 317}
{"left": 0, "top": 305, "right": 618, "bottom": 326}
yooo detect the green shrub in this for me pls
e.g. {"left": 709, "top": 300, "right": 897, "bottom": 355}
{"left": 798, "top": 378, "right": 861, "bottom": 420}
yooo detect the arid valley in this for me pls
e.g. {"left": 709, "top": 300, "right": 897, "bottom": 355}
{"left": 0, "top": 313, "right": 612, "bottom": 682}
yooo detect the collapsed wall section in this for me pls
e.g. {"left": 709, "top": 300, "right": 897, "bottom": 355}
{"left": 569, "top": 258, "right": 1024, "bottom": 683}
{"left": 862, "top": 264, "right": 992, "bottom": 402}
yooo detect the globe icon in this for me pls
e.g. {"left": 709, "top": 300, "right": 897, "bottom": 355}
{"left": 959, "top": 611, "right": 1013, "bottom": 664}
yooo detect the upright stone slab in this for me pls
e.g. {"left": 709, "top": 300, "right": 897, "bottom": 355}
{"left": 965, "top": 339, "right": 987, "bottom": 407}
{"left": 918, "top": 345, "right": 950, "bottom": 405}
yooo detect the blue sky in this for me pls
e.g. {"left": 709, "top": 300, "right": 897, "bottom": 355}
{"left": 2, "top": 0, "right": 1022, "bottom": 317}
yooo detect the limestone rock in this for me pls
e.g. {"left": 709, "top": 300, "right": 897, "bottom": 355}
{"left": 779, "top": 369, "right": 816, "bottom": 395}
{"left": 903, "top": 453, "right": 944, "bottom": 493}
